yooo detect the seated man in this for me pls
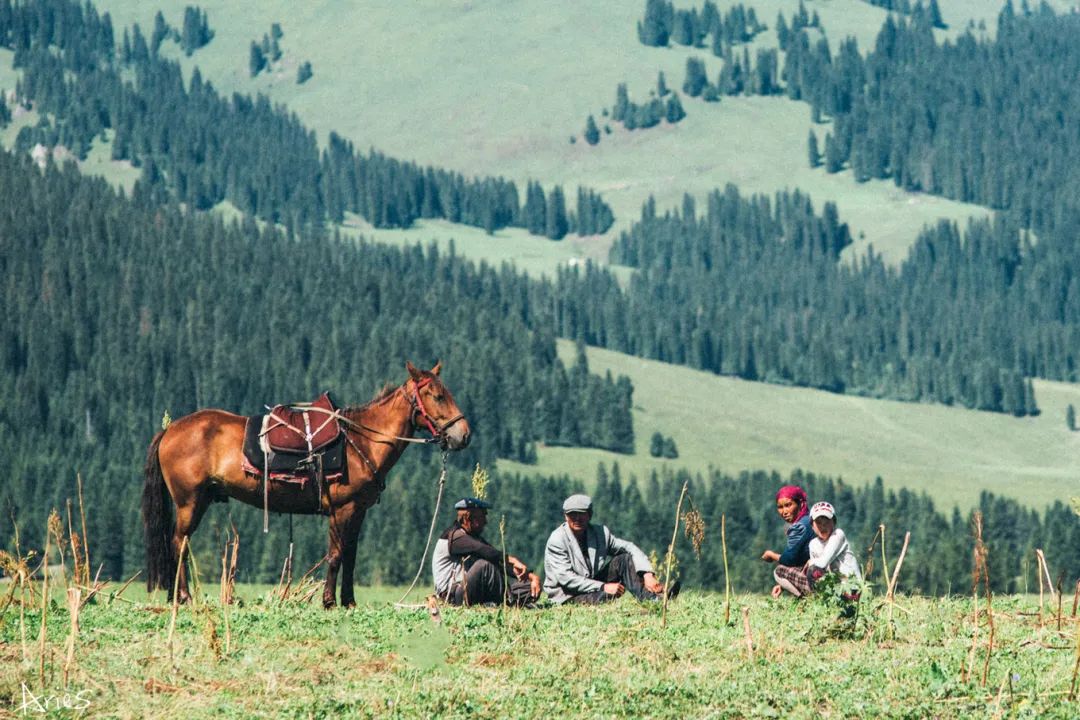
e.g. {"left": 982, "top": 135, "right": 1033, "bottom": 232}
{"left": 431, "top": 497, "right": 540, "bottom": 606}
{"left": 543, "top": 494, "right": 673, "bottom": 604}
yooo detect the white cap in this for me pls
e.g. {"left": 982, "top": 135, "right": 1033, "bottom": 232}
{"left": 810, "top": 501, "right": 835, "bottom": 520}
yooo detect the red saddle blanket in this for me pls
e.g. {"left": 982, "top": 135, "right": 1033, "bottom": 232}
{"left": 263, "top": 392, "right": 341, "bottom": 454}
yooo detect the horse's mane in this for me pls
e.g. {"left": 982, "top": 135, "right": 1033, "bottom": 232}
{"left": 346, "top": 382, "right": 400, "bottom": 414}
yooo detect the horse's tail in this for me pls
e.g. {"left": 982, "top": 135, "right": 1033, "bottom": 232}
{"left": 142, "top": 430, "right": 175, "bottom": 592}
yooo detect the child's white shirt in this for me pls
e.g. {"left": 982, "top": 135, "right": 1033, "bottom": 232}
{"left": 808, "top": 527, "right": 861, "bottom": 579}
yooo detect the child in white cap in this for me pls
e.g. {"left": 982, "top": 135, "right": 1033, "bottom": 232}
{"left": 807, "top": 501, "right": 861, "bottom": 588}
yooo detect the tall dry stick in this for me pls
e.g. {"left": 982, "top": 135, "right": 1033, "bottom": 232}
{"left": 38, "top": 516, "right": 51, "bottom": 690}
{"left": 62, "top": 587, "right": 80, "bottom": 687}
{"left": 1071, "top": 618, "right": 1080, "bottom": 700}
{"left": 1072, "top": 579, "right": 1079, "bottom": 619}
{"left": 885, "top": 531, "right": 911, "bottom": 640}
{"left": 1036, "top": 550, "right": 1046, "bottom": 630}
{"left": 741, "top": 606, "right": 754, "bottom": 660}
{"left": 661, "top": 481, "right": 689, "bottom": 628}
{"left": 77, "top": 473, "right": 90, "bottom": 588}
{"left": 721, "top": 514, "right": 731, "bottom": 626}
{"left": 1057, "top": 572, "right": 1065, "bottom": 632}
{"left": 499, "top": 515, "right": 509, "bottom": 616}
{"left": 963, "top": 512, "right": 985, "bottom": 684}
{"left": 879, "top": 524, "right": 891, "bottom": 594}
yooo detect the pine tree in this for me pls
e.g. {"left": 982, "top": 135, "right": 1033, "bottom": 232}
{"left": 665, "top": 93, "right": 686, "bottom": 123}
{"left": 808, "top": 129, "right": 821, "bottom": 168}
{"left": 249, "top": 42, "right": 266, "bottom": 77}
{"left": 1066, "top": 403, "right": 1076, "bottom": 431}
{"left": 683, "top": 57, "right": 708, "bottom": 97}
{"left": 584, "top": 115, "right": 600, "bottom": 145}
{"left": 297, "top": 61, "right": 313, "bottom": 84}
{"left": 546, "top": 186, "right": 568, "bottom": 240}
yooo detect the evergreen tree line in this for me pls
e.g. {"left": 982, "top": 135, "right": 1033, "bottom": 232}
{"left": 682, "top": 47, "right": 782, "bottom": 101}
{"left": 860, "top": 0, "right": 946, "bottom": 29}
{"left": 544, "top": 186, "right": 1055, "bottom": 415}
{"left": 0, "top": 0, "right": 613, "bottom": 238}
{"left": 608, "top": 77, "right": 686, "bottom": 133}
{"left": 778, "top": 4, "right": 1079, "bottom": 245}
{"left": 638, "top": 0, "right": 766, "bottom": 59}
{"left": 0, "top": 148, "right": 635, "bottom": 580}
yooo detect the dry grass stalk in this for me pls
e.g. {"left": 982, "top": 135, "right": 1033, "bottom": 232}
{"left": 1072, "top": 579, "right": 1079, "bottom": 619}
{"left": 76, "top": 473, "right": 90, "bottom": 589}
{"left": 721, "top": 514, "right": 731, "bottom": 626}
{"left": 1071, "top": 619, "right": 1080, "bottom": 700}
{"left": 879, "top": 524, "right": 890, "bottom": 591}
{"left": 38, "top": 512, "right": 58, "bottom": 689}
{"left": 1036, "top": 550, "right": 1046, "bottom": 629}
{"left": 62, "top": 587, "right": 80, "bottom": 686}
{"left": 65, "top": 500, "right": 83, "bottom": 591}
{"left": 1057, "top": 572, "right": 1065, "bottom": 632}
{"left": 219, "top": 528, "right": 239, "bottom": 607}
{"left": 661, "top": 481, "right": 689, "bottom": 628}
{"left": 862, "top": 525, "right": 883, "bottom": 580}
{"left": 276, "top": 542, "right": 295, "bottom": 603}
{"left": 963, "top": 512, "right": 991, "bottom": 685}
{"left": 741, "top": 606, "right": 753, "bottom": 660}
{"left": 77, "top": 564, "right": 107, "bottom": 610}
{"left": 498, "top": 515, "right": 509, "bottom": 616}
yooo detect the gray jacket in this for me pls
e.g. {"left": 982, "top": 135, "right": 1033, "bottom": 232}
{"left": 543, "top": 522, "right": 652, "bottom": 604}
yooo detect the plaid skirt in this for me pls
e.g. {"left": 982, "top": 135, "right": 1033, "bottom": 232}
{"left": 774, "top": 563, "right": 811, "bottom": 597}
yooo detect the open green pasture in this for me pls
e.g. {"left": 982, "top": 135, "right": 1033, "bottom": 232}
{"left": 497, "top": 341, "right": 1080, "bottom": 513}
{"left": 1, "top": 583, "right": 1076, "bottom": 718}
{"left": 89, "top": 0, "right": 1002, "bottom": 267}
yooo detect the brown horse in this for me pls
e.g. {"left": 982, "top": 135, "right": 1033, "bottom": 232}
{"left": 142, "top": 361, "right": 470, "bottom": 607}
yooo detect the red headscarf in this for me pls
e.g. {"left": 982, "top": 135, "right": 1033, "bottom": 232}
{"left": 775, "top": 485, "right": 808, "bottom": 521}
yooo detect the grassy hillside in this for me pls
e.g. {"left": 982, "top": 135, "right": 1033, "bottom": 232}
{"left": 1, "top": 583, "right": 1075, "bottom": 718}
{"left": 495, "top": 341, "right": 1080, "bottom": 512}
{"left": 89, "top": 0, "right": 1001, "bottom": 267}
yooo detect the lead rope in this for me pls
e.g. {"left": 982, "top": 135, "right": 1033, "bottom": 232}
{"left": 393, "top": 450, "right": 449, "bottom": 609}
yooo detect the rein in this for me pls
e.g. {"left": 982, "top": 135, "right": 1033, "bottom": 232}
{"left": 393, "top": 450, "right": 449, "bottom": 608}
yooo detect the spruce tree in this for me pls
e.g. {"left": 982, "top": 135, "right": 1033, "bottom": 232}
{"left": 584, "top": 115, "right": 600, "bottom": 145}
{"left": 1067, "top": 403, "right": 1076, "bottom": 431}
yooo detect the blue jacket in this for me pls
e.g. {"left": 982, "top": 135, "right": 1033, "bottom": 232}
{"left": 778, "top": 514, "right": 813, "bottom": 567}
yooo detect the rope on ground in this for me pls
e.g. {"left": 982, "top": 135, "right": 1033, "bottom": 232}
{"left": 393, "top": 451, "right": 448, "bottom": 609}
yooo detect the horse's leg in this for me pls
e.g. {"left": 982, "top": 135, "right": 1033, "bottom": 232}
{"left": 171, "top": 491, "right": 212, "bottom": 603}
{"left": 323, "top": 501, "right": 358, "bottom": 609}
{"left": 339, "top": 507, "right": 369, "bottom": 608}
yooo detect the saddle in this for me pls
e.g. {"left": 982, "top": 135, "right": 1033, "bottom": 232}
{"left": 240, "top": 393, "right": 348, "bottom": 515}
{"left": 264, "top": 392, "right": 341, "bottom": 454}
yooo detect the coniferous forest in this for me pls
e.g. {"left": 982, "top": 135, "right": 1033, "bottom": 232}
{"left": 0, "top": 0, "right": 1078, "bottom": 593}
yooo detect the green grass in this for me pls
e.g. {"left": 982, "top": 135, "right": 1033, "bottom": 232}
{"left": 1, "top": 582, "right": 1076, "bottom": 718}
{"left": 89, "top": 0, "right": 1005, "bottom": 267}
{"left": 497, "top": 340, "right": 1080, "bottom": 513}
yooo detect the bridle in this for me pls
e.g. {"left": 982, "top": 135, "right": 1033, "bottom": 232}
{"left": 340, "top": 376, "right": 465, "bottom": 452}
{"left": 406, "top": 375, "right": 466, "bottom": 446}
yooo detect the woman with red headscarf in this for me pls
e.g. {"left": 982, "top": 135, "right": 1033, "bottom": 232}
{"left": 760, "top": 485, "right": 813, "bottom": 598}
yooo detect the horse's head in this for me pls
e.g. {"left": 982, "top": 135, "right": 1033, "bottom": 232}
{"left": 406, "top": 361, "right": 471, "bottom": 450}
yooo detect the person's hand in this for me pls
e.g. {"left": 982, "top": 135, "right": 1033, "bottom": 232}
{"left": 528, "top": 573, "right": 541, "bottom": 599}
{"left": 508, "top": 557, "right": 528, "bottom": 580}
{"left": 771, "top": 584, "right": 783, "bottom": 599}
{"left": 761, "top": 550, "right": 780, "bottom": 563}
{"left": 642, "top": 572, "right": 663, "bottom": 595}
{"left": 603, "top": 582, "right": 625, "bottom": 597}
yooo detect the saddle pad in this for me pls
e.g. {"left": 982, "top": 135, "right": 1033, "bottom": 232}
{"left": 242, "top": 415, "right": 346, "bottom": 480}
{"left": 264, "top": 392, "right": 341, "bottom": 453}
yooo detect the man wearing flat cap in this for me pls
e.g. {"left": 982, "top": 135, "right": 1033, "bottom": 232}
{"left": 543, "top": 494, "right": 671, "bottom": 604}
{"left": 431, "top": 497, "right": 541, "bottom": 606}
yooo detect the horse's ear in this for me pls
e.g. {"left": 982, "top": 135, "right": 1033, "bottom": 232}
{"left": 431, "top": 360, "right": 442, "bottom": 376}
{"left": 406, "top": 361, "right": 423, "bottom": 381}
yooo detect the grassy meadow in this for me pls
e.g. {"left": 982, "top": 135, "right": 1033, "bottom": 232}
{"left": 494, "top": 341, "right": 1080, "bottom": 513}
{"left": 1, "top": 579, "right": 1077, "bottom": 718}
{"left": 87, "top": 0, "right": 1004, "bottom": 266}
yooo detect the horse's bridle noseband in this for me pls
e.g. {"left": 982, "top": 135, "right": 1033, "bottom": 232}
{"left": 409, "top": 376, "right": 465, "bottom": 446}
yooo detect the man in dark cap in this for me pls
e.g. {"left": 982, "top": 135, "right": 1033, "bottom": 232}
{"left": 543, "top": 494, "right": 673, "bottom": 604}
{"left": 431, "top": 497, "right": 541, "bottom": 606}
